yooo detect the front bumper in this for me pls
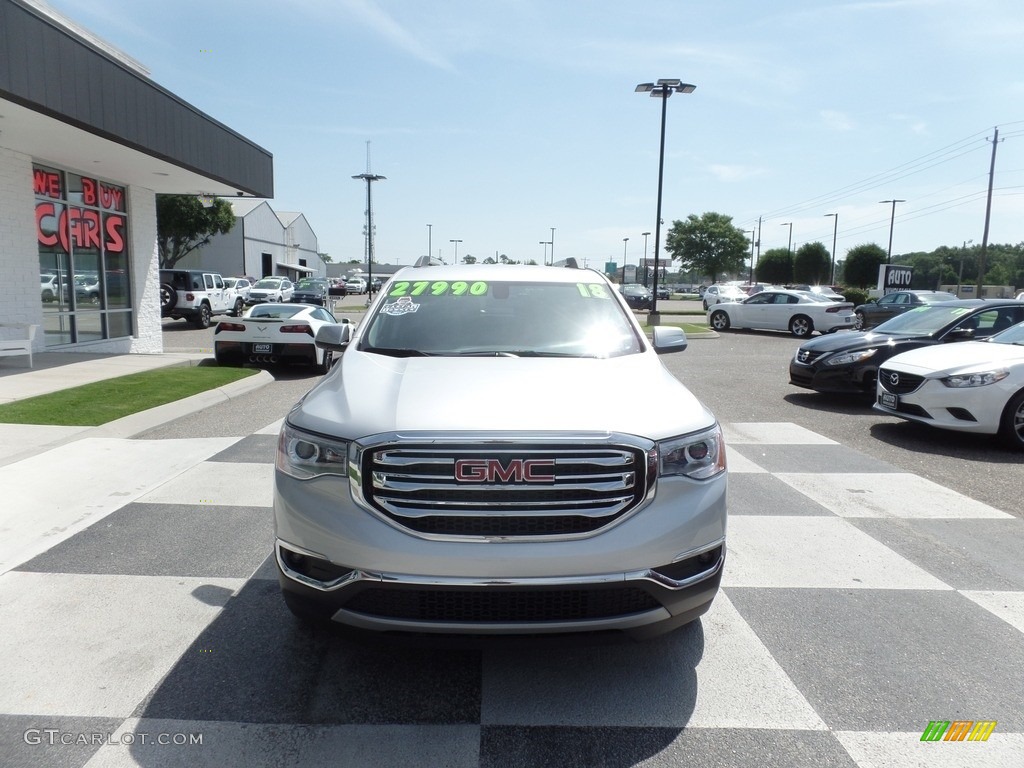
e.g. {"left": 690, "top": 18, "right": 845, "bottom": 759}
{"left": 789, "top": 360, "right": 876, "bottom": 394}
{"left": 276, "top": 538, "right": 724, "bottom": 639}
{"left": 215, "top": 340, "right": 316, "bottom": 366}
{"left": 874, "top": 379, "right": 1003, "bottom": 435}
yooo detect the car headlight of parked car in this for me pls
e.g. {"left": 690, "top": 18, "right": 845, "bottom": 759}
{"left": 658, "top": 424, "right": 726, "bottom": 480}
{"left": 823, "top": 348, "right": 877, "bottom": 366}
{"left": 276, "top": 423, "right": 349, "bottom": 479}
{"left": 941, "top": 369, "right": 1009, "bottom": 388}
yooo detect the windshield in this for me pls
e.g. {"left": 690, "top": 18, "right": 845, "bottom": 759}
{"left": 872, "top": 304, "right": 975, "bottom": 335}
{"left": 360, "top": 278, "right": 644, "bottom": 358}
{"left": 993, "top": 321, "right": 1024, "bottom": 345}
{"left": 253, "top": 278, "right": 281, "bottom": 288}
{"left": 296, "top": 279, "right": 320, "bottom": 289}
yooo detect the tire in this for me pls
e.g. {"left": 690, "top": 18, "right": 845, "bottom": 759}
{"left": 160, "top": 283, "right": 177, "bottom": 310}
{"left": 315, "top": 348, "right": 333, "bottom": 375}
{"left": 232, "top": 298, "right": 244, "bottom": 317}
{"left": 854, "top": 310, "right": 866, "bottom": 330}
{"left": 193, "top": 303, "right": 212, "bottom": 329}
{"left": 702, "top": 300, "right": 709, "bottom": 311}
{"left": 789, "top": 315, "right": 813, "bottom": 338}
{"left": 998, "top": 389, "right": 1024, "bottom": 450}
{"left": 710, "top": 310, "right": 731, "bottom": 331}
{"left": 42, "top": 290, "right": 54, "bottom": 302}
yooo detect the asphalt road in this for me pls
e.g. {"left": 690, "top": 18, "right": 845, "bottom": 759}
{"left": 158, "top": 299, "right": 1022, "bottom": 517}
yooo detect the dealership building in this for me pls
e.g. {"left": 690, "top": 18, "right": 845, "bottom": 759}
{"left": 0, "top": 0, "right": 273, "bottom": 356}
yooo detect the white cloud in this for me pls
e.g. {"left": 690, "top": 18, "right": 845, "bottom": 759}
{"left": 821, "top": 110, "right": 855, "bottom": 131}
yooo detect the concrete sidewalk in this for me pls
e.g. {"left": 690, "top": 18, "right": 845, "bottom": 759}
{"left": 0, "top": 351, "right": 273, "bottom": 466}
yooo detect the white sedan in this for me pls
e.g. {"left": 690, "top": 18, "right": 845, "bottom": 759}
{"left": 707, "top": 289, "right": 856, "bottom": 338}
{"left": 213, "top": 303, "right": 350, "bottom": 373}
{"left": 874, "top": 320, "right": 1024, "bottom": 450}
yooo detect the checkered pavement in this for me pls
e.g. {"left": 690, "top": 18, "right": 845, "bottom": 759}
{"left": 1, "top": 420, "right": 1022, "bottom": 767}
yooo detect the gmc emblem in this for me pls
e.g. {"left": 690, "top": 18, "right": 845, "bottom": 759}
{"left": 454, "top": 458, "right": 556, "bottom": 483}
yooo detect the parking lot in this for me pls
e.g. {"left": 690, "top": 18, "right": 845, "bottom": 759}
{"left": 2, "top": 312, "right": 1022, "bottom": 766}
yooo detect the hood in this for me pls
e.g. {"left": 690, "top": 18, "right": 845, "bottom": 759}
{"left": 291, "top": 349, "right": 715, "bottom": 442}
{"left": 884, "top": 340, "right": 1024, "bottom": 375}
{"left": 798, "top": 329, "right": 903, "bottom": 353}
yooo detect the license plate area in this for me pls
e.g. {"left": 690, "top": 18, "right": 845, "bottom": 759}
{"left": 879, "top": 392, "right": 897, "bottom": 409}
{"left": 252, "top": 343, "right": 273, "bottom": 354}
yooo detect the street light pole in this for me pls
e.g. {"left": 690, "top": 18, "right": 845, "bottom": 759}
{"left": 539, "top": 241, "right": 551, "bottom": 264}
{"left": 449, "top": 239, "right": 462, "bottom": 265}
{"left": 781, "top": 222, "right": 793, "bottom": 256}
{"left": 622, "top": 238, "right": 629, "bottom": 283}
{"left": 550, "top": 227, "right": 556, "bottom": 266}
{"left": 427, "top": 224, "right": 432, "bottom": 264}
{"left": 879, "top": 199, "right": 905, "bottom": 264}
{"left": 825, "top": 213, "right": 838, "bottom": 285}
{"left": 636, "top": 78, "right": 695, "bottom": 323}
{"left": 352, "top": 171, "right": 385, "bottom": 303}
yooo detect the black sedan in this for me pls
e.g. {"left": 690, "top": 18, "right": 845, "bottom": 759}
{"left": 789, "top": 300, "right": 1024, "bottom": 396}
{"left": 619, "top": 283, "right": 653, "bottom": 310}
{"left": 291, "top": 278, "right": 330, "bottom": 306}
{"left": 853, "top": 290, "right": 957, "bottom": 330}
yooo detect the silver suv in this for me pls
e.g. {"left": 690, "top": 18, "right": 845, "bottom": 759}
{"left": 274, "top": 263, "right": 727, "bottom": 640}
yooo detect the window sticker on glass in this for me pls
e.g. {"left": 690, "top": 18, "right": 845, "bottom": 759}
{"left": 389, "top": 280, "right": 487, "bottom": 297}
{"left": 576, "top": 283, "right": 611, "bottom": 299}
{"left": 379, "top": 296, "right": 420, "bottom": 316}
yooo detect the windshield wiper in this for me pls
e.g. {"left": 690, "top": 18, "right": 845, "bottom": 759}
{"left": 362, "top": 346, "right": 435, "bottom": 358}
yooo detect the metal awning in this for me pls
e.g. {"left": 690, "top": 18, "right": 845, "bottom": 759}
{"left": 276, "top": 262, "right": 315, "bottom": 274}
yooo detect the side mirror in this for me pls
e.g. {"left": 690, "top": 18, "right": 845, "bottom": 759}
{"left": 315, "top": 323, "right": 353, "bottom": 352}
{"left": 651, "top": 326, "right": 688, "bottom": 354}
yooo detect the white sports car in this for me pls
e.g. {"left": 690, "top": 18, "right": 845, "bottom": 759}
{"left": 213, "top": 303, "right": 349, "bottom": 373}
{"left": 874, "top": 320, "right": 1024, "bottom": 450}
{"left": 707, "top": 288, "right": 855, "bottom": 338}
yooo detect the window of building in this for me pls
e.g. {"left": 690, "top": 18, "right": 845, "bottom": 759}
{"left": 33, "top": 164, "right": 133, "bottom": 346}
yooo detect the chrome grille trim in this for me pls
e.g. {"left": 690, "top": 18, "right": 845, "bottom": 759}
{"left": 349, "top": 431, "right": 657, "bottom": 541}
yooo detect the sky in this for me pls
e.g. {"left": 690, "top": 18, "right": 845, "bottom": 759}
{"left": 40, "top": 0, "right": 1024, "bottom": 274}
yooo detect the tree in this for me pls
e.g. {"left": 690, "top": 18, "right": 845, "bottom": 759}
{"left": 156, "top": 195, "right": 236, "bottom": 269}
{"left": 794, "top": 242, "right": 831, "bottom": 284}
{"left": 664, "top": 212, "right": 748, "bottom": 283}
{"left": 755, "top": 248, "right": 793, "bottom": 285}
{"left": 843, "top": 243, "right": 887, "bottom": 288}
{"left": 463, "top": 255, "right": 477, "bottom": 265}
{"left": 318, "top": 252, "right": 333, "bottom": 263}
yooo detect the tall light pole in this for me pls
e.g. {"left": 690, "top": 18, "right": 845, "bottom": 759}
{"left": 879, "top": 199, "right": 905, "bottom": 264}
{"left": 550, "top": 227, "right": 556, "bottom": 266}
{"left": 781, "top": 222, "right": 793, "bottom": 256}
{"left": 449, "top": 239, "right": 462, "bottom": 265}
{"left": 352, "top": 171, "right": 385, "bottom": 302}
{"left": 744, "top": 230, "right": 755, "bottom": 283}
{"left": 636, "top": 78, "right": 695, "bottom": 323}
{"left": 539, "top": 240, "right": 551, "bottom": 264}
{"left": 427, "top": 224, "right": 432, "bottom": 263}
{"left": 642, "top": 231, "right": 651, "bottom": 286}
{"left": 824, "top": 213, "right": 838, "bottom": 285}
{"left": 622, "top": 237, "right": 629, "bottom": 283}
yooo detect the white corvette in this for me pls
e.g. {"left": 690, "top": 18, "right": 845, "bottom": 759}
{"left": 213, "top": 303, "right": 349, "bottom": 373}
{"left": 874, "top": 320, "right": 1024, "bottom": 449}
{"left": 707, "top": 288, "right": 855, "bottom": 338}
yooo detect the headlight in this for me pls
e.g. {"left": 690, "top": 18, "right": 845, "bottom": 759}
{"left": 941, "top": 369, "right": 1009, "bottom": 388}
{"left": 276, "top": 422, "right": 349, "bottom": 479}
{"left": 824, "top": 348, "right": 877, "bottom": 366}
{"left": 659, "top": 424, "right": 726, "bottom": 480}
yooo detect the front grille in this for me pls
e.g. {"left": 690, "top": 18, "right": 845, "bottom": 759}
{"left": 362, "top": 440, "right": 650, "bottom": 538}
{"left": 344, "top": 586, "right": 660, "bottom": 623}
{"left": 878, "top": 368, "right": 925, "bottom": 394}
{"left": 795, "top": 349, "right": 825, "bottom": 365}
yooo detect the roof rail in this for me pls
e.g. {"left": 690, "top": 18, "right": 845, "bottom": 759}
{"left": 413, "top": 255, "right": 445, "bottom": 267}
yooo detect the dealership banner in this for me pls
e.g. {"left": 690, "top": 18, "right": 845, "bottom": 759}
{"left": 877, "top": 264, "right": 913, "bottom": 292}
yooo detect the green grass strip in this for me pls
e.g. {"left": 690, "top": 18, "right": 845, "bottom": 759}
{"left": 0, "top": 365, "right": 259, "bottom": 426}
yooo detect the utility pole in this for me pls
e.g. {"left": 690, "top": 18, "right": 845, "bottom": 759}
{"left": 976, "top": 127, "right": 1001, "bottom": 295}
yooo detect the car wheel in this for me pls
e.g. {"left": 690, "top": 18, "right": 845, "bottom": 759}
{"left": 998, "top": 389, "right": 1024, "bottom": 450}
{"left": 710, "top": 310, "right": 731, "bottom": 331}
{"left": 789, "top": 315, "right": 813, "bottom": 338}
{"left": 232, "top": 298, "right": 244, "bottom": 317}
{"left": 193, "top": 303, "right": 212, "bottom": 329}
{"left": 315, "top": 348, "right": 334, "bottom": 375}
{"left": 160, "top": 283, "right": 177, "bottom": 310}
{"left": 854, "top": 310, "right": 866, "bottom": 330}
{"left": 702, "top": 300, "right": 709, "bottom": 311}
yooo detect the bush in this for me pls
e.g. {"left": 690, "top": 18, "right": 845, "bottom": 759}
{"left": 840, "top": 287, "right": 869, "bottom": 306}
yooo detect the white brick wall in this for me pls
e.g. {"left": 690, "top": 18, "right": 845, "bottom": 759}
{"left": 0, "top": 148, "right": 45, "bottom": 349}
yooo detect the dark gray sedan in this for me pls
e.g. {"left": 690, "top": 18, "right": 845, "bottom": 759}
{"left": 853, "top": 290, "right": 957, "bottom": 329}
